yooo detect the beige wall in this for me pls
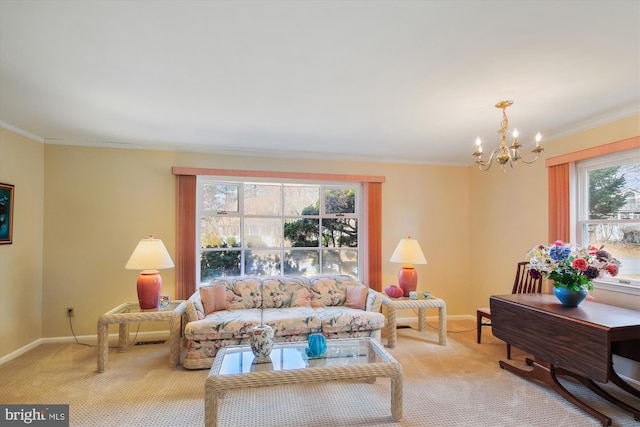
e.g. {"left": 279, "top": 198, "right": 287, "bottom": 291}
{"left": 39, "top": 146, "right": 470, "bottom": 341}
{"left": 0, "top": 128, "right": 44, "bottom": 357}
{"left": 0, "top": 114, "right": 638, "bottom": 368}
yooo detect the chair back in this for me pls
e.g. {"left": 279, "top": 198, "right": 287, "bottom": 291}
{"left": 511, "top": 261, "right": 542, "bottom": 294}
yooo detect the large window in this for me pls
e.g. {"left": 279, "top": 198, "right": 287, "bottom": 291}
{"left": 197, "top": 179, "right": 361, "bottom": 285}
{"left": 574, "top": 149, "right": 640, "bottom": 290}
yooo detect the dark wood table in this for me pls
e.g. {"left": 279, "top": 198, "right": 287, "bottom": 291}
{"left": 490, "top": 293, "right": 640, "bottom": 426}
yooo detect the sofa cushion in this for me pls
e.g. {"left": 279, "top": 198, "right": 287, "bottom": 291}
{"left": 309, "top": 275, "right": 361, "bottom": 307}
{"left": 209, "top": 276, "right": 262, "bottom": 309}
{"left": 314, "top": 306, "right": 385, "bottom": 333}
{"left": 200, "top": 285, "right": 228, "bottom": 315}
{"left": 185, "top": 308, "right": 262, "bottom": 340}
{"left": 262, "top": 276, "right": 311, "bottom": 308}
{"left": 344, "top": 285, "right": 368, "bottom": 310}
{"left": 262, "top": 307, "right": 321, "bottom": 336}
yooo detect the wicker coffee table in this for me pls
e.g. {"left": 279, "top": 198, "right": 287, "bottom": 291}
{"left": 382, "top": 295, "right": 447, "bottom": 348}
{"left": 97, "top": 300, "right": 185, "bottom": 373}
{"left": 204, "top": 338, "right": 403, "bottom": 427}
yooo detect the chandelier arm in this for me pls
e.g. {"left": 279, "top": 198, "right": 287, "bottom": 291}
{"left": 517, "top": 151, "right": 542, "bottom": 164}
{"left": 477, "top": 162, "right": 492, "bottom": 171}
{"left": 475, "top": 147, "right": 503, "bottom": 170}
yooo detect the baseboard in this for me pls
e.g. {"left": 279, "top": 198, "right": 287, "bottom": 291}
{"left": 0, "top": 330, "right": 171, "bottom": 365}
{"left": 0, "top": 339, "right": 43, "bottom": 365}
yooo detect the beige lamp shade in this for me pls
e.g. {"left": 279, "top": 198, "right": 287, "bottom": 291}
{"left": 125, "top": 236, "right": 175, "bottom": 271}
{"left": 125, "top": 236, "right": 174, "bottom": 309}
{"left": 389, "top": 236, "right": 427, "bottom": 265}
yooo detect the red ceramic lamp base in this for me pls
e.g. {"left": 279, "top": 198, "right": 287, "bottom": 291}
{"left": 398, "top": 265, "right": 418, "bottom": 297}
{"left": 137, "top": 270, "right": 162, "bottom": 309}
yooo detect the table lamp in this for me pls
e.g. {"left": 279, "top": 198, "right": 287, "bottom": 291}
{"left": 125, "top": 235, "right": 175, "bottom": 309}
{"left": 389, "top": 236, "right": 427, "bottom": 297}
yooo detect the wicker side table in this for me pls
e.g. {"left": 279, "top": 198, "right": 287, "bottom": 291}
{"left": 97, "top": 300, "right": 186, "bottom": 373}
{"left": 381, "top": 295, "right": 447, "bottom": 348}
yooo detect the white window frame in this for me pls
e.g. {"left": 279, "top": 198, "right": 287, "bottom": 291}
{"left": 196, "top": 177, "right": 363, "bottom": 287}
{"left": 573, "top": 149, "right": 640, "bottom": 295}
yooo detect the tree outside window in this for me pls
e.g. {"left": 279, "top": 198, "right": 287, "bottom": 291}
{"left": 577, "top": 152, "right": 640, "bottom": 285}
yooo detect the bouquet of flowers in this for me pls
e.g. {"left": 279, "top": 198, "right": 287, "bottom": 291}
{"left": 526, "top": 240, "right": 620, "bottom": 291}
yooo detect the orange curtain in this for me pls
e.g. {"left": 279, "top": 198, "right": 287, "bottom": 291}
{"left": 175, "top": 175, "right": 196, "bottom": 300}
{"left": 547, "top": 163, "right": 570, "bottom": 243}
{"left": 363, "top": 182, "right": 382, "bottom": 291}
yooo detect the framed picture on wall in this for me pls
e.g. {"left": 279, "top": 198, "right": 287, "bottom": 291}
{"left": 0, "top": 183, "right": 14, "bottom": 244}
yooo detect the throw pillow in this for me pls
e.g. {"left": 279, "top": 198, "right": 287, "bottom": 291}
{"left": 344, "top": 285, "right": 368, "bottom": 310}
{"left": 200, "top": 285, "right": 228, "bottom": 315}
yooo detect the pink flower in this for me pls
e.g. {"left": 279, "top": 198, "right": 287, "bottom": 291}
{"left": 553, "top": 240, "right": 564, "bottom": 246}
{"left": 572, "top": 258, "right": 589, "bottom": 271}
{"left": 588, "top": 246, "right": 599, "bottom": 254}
{"left": 605, "top": 264, "right": 619, "bottom": 277}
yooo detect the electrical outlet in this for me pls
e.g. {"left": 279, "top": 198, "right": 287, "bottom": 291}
{"left": 66, "top": 308, "right": 74, "bottom": 318}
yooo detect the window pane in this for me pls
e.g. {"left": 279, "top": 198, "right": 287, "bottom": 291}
{"left": 245, "top": 218, "right": 282, "bottom": 248}
{"left": 284, "top": 185, "right": 319, "bottom": 215}
{"left": 284, "top": 218, "right": 319, "bottom": 247}
{"left": 244, "top": 184, "right": 281, "bottom": 215}
{"left": 284, "top": 250, "right": 319, "bottom": 275}
{"left": 198, "top": 180, "right": 362, "bottom": 283}
{"left": 201, "top": 250, "right": 241, "bottom": 282}
{"left": 324, "top": 189, "right": 356, "bottom": 214}
{"left": 245, "top": 250, "right": 281, "bottom": 276}
{"left": 200, "top": 216, "right": 241, "bottom": 248}
{"left": 581, "top": 222, "right": 640, "bottom": 280}
{"left": 587, "top": 162, "right": 639, "bottom": 220}
{"left": 322, "top": 249, "right": 358, "bottom": 276}
{"left": 202, "top": 183, "right": 239, "bottom": 213}
{"left": 322, "top": 218, "right": 358, "bottom": 247}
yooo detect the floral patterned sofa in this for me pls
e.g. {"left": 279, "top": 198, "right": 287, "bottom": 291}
{"left": 178, "top": 274, "right": 385, "bottom": 369}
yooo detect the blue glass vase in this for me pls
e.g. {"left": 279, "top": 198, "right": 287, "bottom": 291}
{"left": 553, "top": 286, "right": 588, "bottom": 307}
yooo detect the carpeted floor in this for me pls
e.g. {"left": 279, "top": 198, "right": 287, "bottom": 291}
{"left": 1, "top": 319, "right": 638, "bottom": 426}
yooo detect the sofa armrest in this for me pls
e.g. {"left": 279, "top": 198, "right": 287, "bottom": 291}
{"left": 174, "top": 300, "right": 188, "bottom": 316}
{"left": 365, "top": 288, "right": 383, "bottom": 312}
{"left": 174, "top": 300, "right": 189, "bottom": 334}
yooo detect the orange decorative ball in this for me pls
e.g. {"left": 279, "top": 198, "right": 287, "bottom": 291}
{"left": 385, "top": 285, "right": 404, "bottom": 298}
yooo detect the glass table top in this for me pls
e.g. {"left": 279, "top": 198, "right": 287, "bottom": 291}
{"left": 110, "top": 301, "right": 183, "bottom": 314}
{"left": 215, "top": 339, "right": 390, "bottom": 375}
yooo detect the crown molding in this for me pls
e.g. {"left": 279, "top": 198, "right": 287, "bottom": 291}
{"left": 0, "top": 121, "right": 45, "bottom": 143}
{"left": 543, "top": 100, "right": 640, "bottom": 142}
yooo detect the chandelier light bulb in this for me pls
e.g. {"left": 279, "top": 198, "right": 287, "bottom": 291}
{"left": 475, "top": 136, "right": 482, "bottom": 147}
{"left": 535, "top": 132, "right": 542, "bottom": 146}
{"left": 512, "top": 128, "right": 519, "bottom": 138}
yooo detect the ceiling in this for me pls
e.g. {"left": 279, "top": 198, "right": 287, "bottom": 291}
{"left": 1, "top": 1, "right": 638, "bottom": 166}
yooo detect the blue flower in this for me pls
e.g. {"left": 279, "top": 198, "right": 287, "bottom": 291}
{"left": 549, "top": 245, "right": 571, "bottom": 261}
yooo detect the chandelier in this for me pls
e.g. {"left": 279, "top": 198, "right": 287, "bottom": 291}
{"left": 472, "top": 100, "right": 543, "bottom": 172}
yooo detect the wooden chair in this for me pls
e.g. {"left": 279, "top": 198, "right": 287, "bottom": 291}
{"left": 476, "top": 261, "right": 542, "bottom": 359}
